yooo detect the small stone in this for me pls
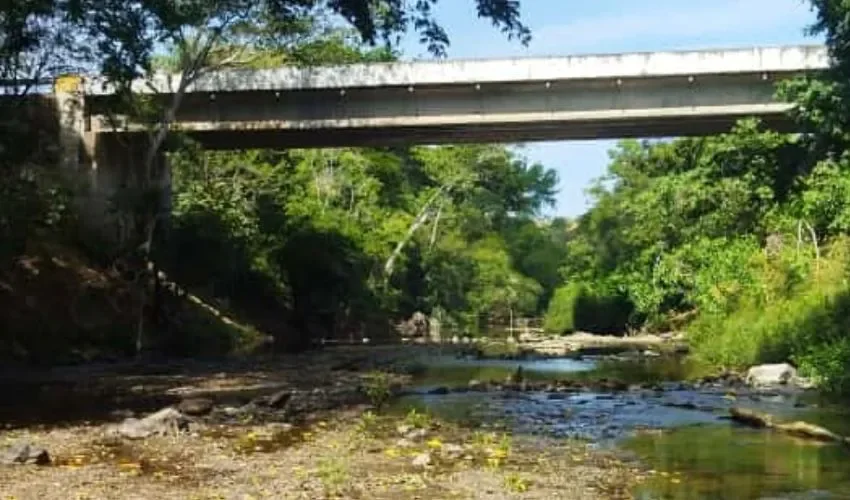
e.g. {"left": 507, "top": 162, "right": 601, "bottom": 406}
{"left": 1, "top": 444, "right": 50, "bottom": 466}
{"left": 395, "top": 438, "right": 415, "bottom": 448}
{"left": 177, "top": 397, "right": 214, "bottom": 416}
{"left": 405, "top": 428, "right": 428, "bottom": 441}
{"left": 442, "top": 444, "right": 464, "bottom": 459}
{"left": 411, "top": 452, "right": 431, "bottom": 467}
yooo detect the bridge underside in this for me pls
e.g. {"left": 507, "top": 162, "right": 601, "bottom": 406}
{"left": 95, "top": 108, "right": 796, "bottom": 149}
{"left": 87, "top": 72, "right": 800, "bottom": 149}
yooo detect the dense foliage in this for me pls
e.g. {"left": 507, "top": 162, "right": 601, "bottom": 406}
{"left": 8, "top": 0, "right": 850, "bottom": 399}
{"left": 0, "top": 0, "right": 574, "bottom": 361}
{"left": 163, "top": 140, "right": 562, "bottom": 351}
{"left": 543, "top": 1, "right": 850, "bottom": 392}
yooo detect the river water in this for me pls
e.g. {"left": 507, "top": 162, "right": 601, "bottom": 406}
{"left": 392, "top": 353, "right": 850, "bottom": 500}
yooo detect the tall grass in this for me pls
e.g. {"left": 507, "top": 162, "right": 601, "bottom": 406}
{"left": 689, "top": 236, "right": 850, "bottom": 392}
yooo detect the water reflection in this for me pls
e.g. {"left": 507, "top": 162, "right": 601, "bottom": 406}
{"left": 412, "top": 356, "right": 596, "bottom": 388}
{"left": 410, "top": 352, "right": 704, "bottom": 390}
{"left": 400, "top": 354, "right": 850, "bottom": 499}
{"left": 626, "top": 424, "right": 850, "bottom": 500}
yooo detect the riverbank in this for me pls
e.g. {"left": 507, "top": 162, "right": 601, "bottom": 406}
{"left": 0, "top": 407, "right": 639, "bottom": 499}
{"left": 451, "top": 331, "right": 689, "bottom": 360}
{"left": 3, "top": 342, "right": 849, "bottom": 499}
{"left": 0, "top": 345, "right": 639, "bottom": 499}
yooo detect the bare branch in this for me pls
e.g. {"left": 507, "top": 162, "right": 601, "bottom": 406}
{"left": 385, "top": 186, "right": 450, "bottom": 277}
{"left": 428, "top": 200, "right": 443, "bottom": 252}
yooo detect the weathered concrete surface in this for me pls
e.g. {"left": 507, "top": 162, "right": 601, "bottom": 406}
{"left": 85, "top": 45, "right": 827, "bottom": 94}
{"left": 82, "top": 44, "right": 827, "bottom": 148}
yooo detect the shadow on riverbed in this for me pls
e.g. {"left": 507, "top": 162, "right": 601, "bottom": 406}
{"left": 0, "top": 345, "right": 439, "bottom": 429}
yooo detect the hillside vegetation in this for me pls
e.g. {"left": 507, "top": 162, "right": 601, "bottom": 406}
{"left": 543, "top": 1, "right": 850, "bottom": 391}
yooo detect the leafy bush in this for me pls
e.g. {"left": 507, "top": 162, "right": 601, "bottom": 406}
{"left": 573, "top": 283, "right": 634, "bottom": 334}
{"left": 361, "top": 371, "right": 393, "bottom": 410}
{"left": 543, "top": 283, "right": 582, "bottom": 334}
{"left": 544, "top": 281, "right": 634, "bottom": 334}
{"left": 689, "top": 237, "right": 850, "bottom": 392}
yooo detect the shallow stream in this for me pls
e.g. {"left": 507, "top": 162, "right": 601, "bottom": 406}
{"left": 392, "top": 353, "right": 850, "bottom": 500}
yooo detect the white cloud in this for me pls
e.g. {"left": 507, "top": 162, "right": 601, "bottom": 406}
{"left": 532, "top": 0, "right": 816, "bottom": 53}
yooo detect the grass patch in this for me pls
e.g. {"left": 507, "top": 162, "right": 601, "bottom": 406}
{"left": 688, "top": 238, "right": 850, "bottom": 392}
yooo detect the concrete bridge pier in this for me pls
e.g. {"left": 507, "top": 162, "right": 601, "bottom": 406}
{"left": 89, "top": 134, "right": 170, "bottom": 250}
{"left": 55, "top": 77, "right": 169, "bottom": 251}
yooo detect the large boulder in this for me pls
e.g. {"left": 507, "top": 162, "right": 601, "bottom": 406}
{"left": 109, "top": 407, "right": 191, "bottom": 439}
{"left": 745, "top": 363, "right": 800, "bottom": 388}
{"left": 397, "top": 311, "right": 429, "bottom": 338}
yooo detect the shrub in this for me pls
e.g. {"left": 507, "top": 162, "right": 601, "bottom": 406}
{"left": 689, "top": 237, "right": 850, "bottom": 392}
{"left": 544, "top": 282, "right": 635, "bottom": 334}
{"left": 543, "top": 283, "right": 583, "bottom": 334}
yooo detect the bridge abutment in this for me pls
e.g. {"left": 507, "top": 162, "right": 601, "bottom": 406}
{"left": 55, "top": 78, "right": 170, "bottom": 251}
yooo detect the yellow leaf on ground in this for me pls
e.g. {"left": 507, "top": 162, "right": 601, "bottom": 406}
{"left": 426, "top": 438, "right": 443, "bottom": 449}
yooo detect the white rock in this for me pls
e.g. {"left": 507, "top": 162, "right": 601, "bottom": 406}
{"left": 405, "top": 428, "right": 428, "bottom": 441}
{"left": 395, "top": 438, "right": 415, "bottom": 448}
{"left": 411, "top": 452, "right": 431, "bottom": 467}
{"left": 745, "top": 363, "right": 797, "bottom": 387}
{"left": 442, "top": 443, "right": 464, "bottom": 459}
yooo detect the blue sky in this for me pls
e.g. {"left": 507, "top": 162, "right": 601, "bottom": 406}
{"left": 398, "top": 0, "right": 822, "bottom": 218}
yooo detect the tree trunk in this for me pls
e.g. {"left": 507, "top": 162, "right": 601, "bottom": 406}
{"left": 384, "top": 187, "right": 447, "bottom": 277}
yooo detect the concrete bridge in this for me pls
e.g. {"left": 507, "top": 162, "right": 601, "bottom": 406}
{"left": 32, "top": 43, "right": 828, "bottom": 242}
{"left": 76, "top": 44, "right": 829, "bottom": 149}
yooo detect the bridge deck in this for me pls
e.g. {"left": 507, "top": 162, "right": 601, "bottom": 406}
{"left": 83, "top": 45, "right": 829, "bottom": 95}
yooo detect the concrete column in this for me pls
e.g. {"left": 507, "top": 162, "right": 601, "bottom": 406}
{"left": 54, "top": 75, "right": 85, "bottom": 174}
{"left": 54, "top": 76, "right": 171, "bottom": 252}
{"left": 90, "top": 134, "right": 169, "bottom": 249}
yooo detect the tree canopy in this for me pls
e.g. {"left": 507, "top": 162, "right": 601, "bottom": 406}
{"left": 541, "top": 0, "right": 850, "bottom": 393}
{"left": 0, "top": 0, "right": 568, "bottom": 361}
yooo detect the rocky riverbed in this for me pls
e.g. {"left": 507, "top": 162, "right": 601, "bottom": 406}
{"left": 1, "top": 341, "right": 849, "bottom": 499}
{"left": 0, "top": 344, "right": 640, "bottom": 499}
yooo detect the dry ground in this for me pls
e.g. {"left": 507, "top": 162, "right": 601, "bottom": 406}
{"left": 0, "top": 407, "right": 640, "bottom": 499}
{"left": 0, "top": 346, "right": 642, "bottom": 499}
